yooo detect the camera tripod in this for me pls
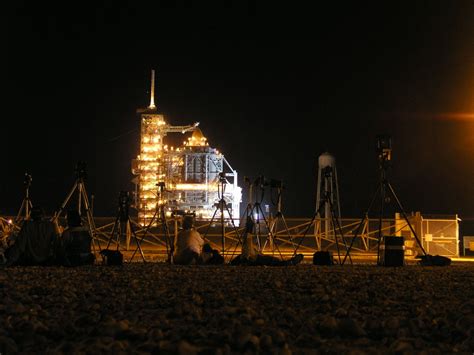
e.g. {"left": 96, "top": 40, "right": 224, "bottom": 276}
{"left": 293, "top": 167, "right": 351, "bottom": 264}
{"left": 15, "top": 173, "right": 33, "bottom": 224}
{"left": 130, "top": 182, "right": 173, "bottom": 263}
{"left": 203, "top": 173, "right": 241, "bottom": 259}
{"left": 105, "top": 192, "right": 146, "bottom": 262}
{"left": 51, "top": 162, "right": 101, "bottom": 254}
{"left": 235, "top": 176, "right": 284, "bottom": 259}
{"left": 341, "top": 150, "right": 428, "bottom": 265}
{"left": 264, "top": 184, "right": 296, "bottom": 255}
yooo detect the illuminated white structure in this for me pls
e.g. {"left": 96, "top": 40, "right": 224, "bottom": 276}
{"left": 170, "top": 128, "right": 241, "bottom": 220}
{"left": 132, "top": 70, "right": 241, "bottom": 225}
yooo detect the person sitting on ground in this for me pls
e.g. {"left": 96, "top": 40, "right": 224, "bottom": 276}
{"left": 230, "top": 216, "right": 304, "bottom": 266}
{"left": 5, "top": 206, "right": 60, "bottom": 266}
{"left": 60, "top": 210, "right": 95, "bottom": 266}
{"left": 173, "top": 215, "right": 205, "bottom": 265}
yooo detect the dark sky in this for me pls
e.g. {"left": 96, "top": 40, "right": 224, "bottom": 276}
{"left": 4, "top": 1, "right": 474, "bottom": 221}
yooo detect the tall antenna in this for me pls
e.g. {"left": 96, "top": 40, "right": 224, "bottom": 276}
{"left": 149, "top": 69, "right": 156, "bottom": 109}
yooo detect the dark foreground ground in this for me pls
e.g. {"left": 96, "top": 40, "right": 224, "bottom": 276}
{"left": 1, "top": 263, "right": 474, "bottom": 354}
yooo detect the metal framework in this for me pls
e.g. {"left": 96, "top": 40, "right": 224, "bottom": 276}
{"left": 0, "top": 213, "right": 459, "bottom": 260}
{"left": 89, "top": 213, "right": 460, "bottom": 259}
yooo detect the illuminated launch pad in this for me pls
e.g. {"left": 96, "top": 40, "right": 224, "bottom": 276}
{"left": 131, "top": 71, "right": 241, "bottom": 226}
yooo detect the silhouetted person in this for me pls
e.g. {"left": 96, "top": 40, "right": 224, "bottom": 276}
{"left": 61, "top": 210, "right": 95, "bottom": 266}
{"left": 5, "top": 206, "right": 59, "bottom": 266}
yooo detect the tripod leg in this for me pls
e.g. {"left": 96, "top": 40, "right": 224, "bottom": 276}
{"left": 116, "top": 222, "right": 123, "bottom": 251}
{"left": 291, "top": 209, "right": 321, "bottom": 257}
{"left": 129, "top": 219, "right": 146, "bottom": 262}
{"left": 222, "top": 204, "right": 242, "bottom": 262}
{"left": 264, "top": 215, "right": 276, "bottom": 252}
{"left": 342, "top": 182, "right": 382, "bottom": 265}
{"left": 160, "top": 208, "right": 173, "bottom": 262}
{"left": 126, "top": 221, "right": 131, "bottom": 250}
{"left": 333, "top": 213, "right": 352, "bottom": 265}
{"left": 258, "top": 204, "right": 284, "bottom": 259}
{"left": 228, "top": 206, "right": 250, "bottom": 262}
{"left": 280, "top": 214, "right": 296, "bottom": 252}
{"left": 326, "top": 198, "right": 343, "bottom": 264}
{"left": 220, "top": 202, "right": 225, "bottom": 256}
{"left": 105, "top": 217, "right": 120, "bottom": 251}
{"left": 52, "top": 182, "right": 78, "bottom": 222}
{"left": 27, "top": 199, "right": 33, "bottom": 219}
{"left": 15, "top": 199, "right": 26, "bottom": 223}
{"left": 386, "top": 182, "right": 428, "bottom": 256}
{"left": 202, "top": 207, "right": 220, "bottom": 242}
{"left": 376, "top": 180, "right": 387, "bottom": 265}
{"left": 292, "top": 190, "right": 331, "bottom": 257}
{"left": 80, "top": 183, "right": 101, "bottom": 253}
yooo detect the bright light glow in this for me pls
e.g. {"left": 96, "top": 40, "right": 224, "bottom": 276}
{"left": 175, "top": 183, "right": 218, "bottom": 191}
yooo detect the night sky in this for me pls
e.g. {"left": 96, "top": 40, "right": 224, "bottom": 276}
{"left": 4, "top": 2, "right": 474, "bottom": 223}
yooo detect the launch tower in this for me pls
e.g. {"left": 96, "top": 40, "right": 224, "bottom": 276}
{"left": 132, "top": 71, "right": 241, "bottom": 225}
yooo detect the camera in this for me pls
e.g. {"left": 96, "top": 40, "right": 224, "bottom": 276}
{"left": 376, "top": 134, "right": 392, "bottom": 162}
{"left": 23, "top": 173, "right": 32, "bottom": 187}
{"left": 119, "top": 191, "right": 130, "bottom": 206}
{"left": 254, "top": 175, "right": 269, "bottom": 187}
{"left": 75, "top": 161, "right": 87, "bottom": 179}
{"left": 218, "top": 172, "right": 228, "bottom": 183}
{"left": 118, "top": 191, "right": 131, "bottom": 222}
{"left": 156, "top": 181, "right": 166, "bottom": 191}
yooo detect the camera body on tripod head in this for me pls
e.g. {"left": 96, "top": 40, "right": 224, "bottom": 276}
{"left": 23, "top": 173, "right": 32, "bottom": 187}
{"left": 218, "top": 172, "right": 228, "bottom": 184}
{"left": 75, "top": 161, "right": 87, "bottom": 180}
{"left": 254, "top": 175, "right": 269, "bottom": 188}
{"left": 156, "top": 181, "right": 166, "bottom": 192}
{"left": 376, "top": 134, "right": 392, "bottom": 164}
{"left": 118, "top": 191, "right": 131, "bottom": 222}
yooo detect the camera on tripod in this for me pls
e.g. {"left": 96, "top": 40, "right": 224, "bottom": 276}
{"left": 376, "top": 134, "right": 392, "bottom": 163}
{"left": 218, "top": 172, "right": 229, "bottom": 184}
{"left": 156, "top": 181, "right": 166, "bottom": 191}
{"left": 118, "top": 191, "right": 131, "bottom": 222}
{"left": 75, "top": 161, "right": 87, "bottom": 179}
{"left": 254, "top": 175, "right": 269, "bottom": 188}
{"left": 23, "top": 173, "right": 32, "bottom": 187}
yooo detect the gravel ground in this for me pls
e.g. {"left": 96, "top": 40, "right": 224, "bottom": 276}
{"left": 1, "top": 263, "right": 474, "bottom": 354}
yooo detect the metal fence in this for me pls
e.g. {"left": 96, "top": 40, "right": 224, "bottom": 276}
{"left": 1, "top": 213, "right": 460, "bottom": 259}
{"left": 91, "top": 212, "right": 460, "bottom": 258}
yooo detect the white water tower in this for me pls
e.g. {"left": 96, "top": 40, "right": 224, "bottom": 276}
{"left": 315, "top": 152, "right": 341, "bottom": 240}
